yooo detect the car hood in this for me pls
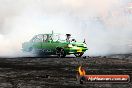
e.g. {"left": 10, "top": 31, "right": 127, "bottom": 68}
{"left": 70, "top": 42, "right": 86, "bottom": 47}
{"left": 58, "top": 40, "right": 86, "bottom": 47}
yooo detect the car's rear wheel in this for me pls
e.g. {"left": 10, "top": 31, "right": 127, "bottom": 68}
{"left": 29, "top": 47, "right": 36, "bottom": 54}
{"left": 74, "top": 52, "right": 84, "bottom": 57}
{"left": 56, "top": 48, "right": 66, "bottom": 58}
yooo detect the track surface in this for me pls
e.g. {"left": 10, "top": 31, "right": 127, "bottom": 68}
{"left": 0, "top": 56, "right": 131, "bottom": 88}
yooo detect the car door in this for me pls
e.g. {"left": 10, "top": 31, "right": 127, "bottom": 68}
{"left": 32, "top": 35, "right": 43, "bottom": 51}
{"left": 41, "top": 34, "right": 53, "bottom": 54}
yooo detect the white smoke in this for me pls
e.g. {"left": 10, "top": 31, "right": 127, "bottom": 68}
{"left": 0, "top": 0, "right": 132, "bottom": 56}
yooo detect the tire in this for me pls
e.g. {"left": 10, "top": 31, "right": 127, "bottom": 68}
{"left": 74, "top": 52, "right": 84, "bottom": 57}
{"left": 29, "top": 47, "right": 37, "bottom": 54}
{"left": 28, "top": 47, "right": 33, "bottom": 52}
{"left": 56, "top": 48, "right": 66, "bottom": 58}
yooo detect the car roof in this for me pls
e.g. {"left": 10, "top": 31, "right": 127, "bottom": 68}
{"left": 36, "top": 33, "right": 60, "bottom": 36}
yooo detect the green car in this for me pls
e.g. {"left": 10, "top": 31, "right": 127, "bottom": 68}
{"left": 22, "top": 32, "right": 88, "bottom": 57}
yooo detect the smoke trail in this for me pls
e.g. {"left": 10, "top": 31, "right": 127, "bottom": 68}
{"left": 0, "top": 0, "right": 131, "bottom": 56}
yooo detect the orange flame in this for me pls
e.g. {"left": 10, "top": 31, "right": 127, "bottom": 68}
{"left": 78, "top": 66, "right": 86, "bottom": 76}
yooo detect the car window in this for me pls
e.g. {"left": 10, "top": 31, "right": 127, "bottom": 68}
{"left": 59, "top": 34, "right": 66, "bottom": 41}
{"left": 52, "top": 34, "right": 59, "bottom": 41}
{"left": 33, "top": 35, "right": 43, "bottom": 42}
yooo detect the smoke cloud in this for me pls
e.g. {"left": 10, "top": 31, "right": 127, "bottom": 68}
{"left": 0, "top": 0, "right": 132, "bottom": 56}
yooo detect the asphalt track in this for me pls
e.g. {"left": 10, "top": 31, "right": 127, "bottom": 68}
{"left": 0, "top": 56, "right": 131, "bottom": 88}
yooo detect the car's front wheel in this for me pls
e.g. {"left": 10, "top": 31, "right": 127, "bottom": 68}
{"left": 56, "top": 48, "right": 66, "bottom": 58}
{"left": 74, "top": 52, "right": 84, "bottom": 57}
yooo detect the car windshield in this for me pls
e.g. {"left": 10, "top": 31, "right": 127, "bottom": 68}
{"left": 52, "top": 34, "right": 76, "bottom": 42}
{"left": 52, "top": 34, "right": 59, "bottom": 41}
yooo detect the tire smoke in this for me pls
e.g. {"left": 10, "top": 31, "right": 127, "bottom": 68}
{"left": 0, "top": 0, "right": 131, "bottom": 56}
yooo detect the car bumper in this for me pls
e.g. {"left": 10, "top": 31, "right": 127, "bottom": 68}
{"left": 65, "top": 47, "right": 88, "bottom": 54}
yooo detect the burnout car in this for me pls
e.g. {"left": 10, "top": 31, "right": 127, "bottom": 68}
{"left": 22, "top": 32, "right": 88, "bottom": 57}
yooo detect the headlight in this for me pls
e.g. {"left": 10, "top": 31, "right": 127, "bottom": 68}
{"left": 83, "top": 44, "right": 87, "bottom": 47}
{"left": 68, "top": 44, "right": 73, "bottom": 48}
